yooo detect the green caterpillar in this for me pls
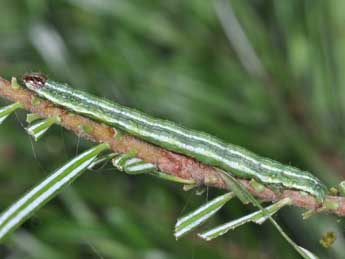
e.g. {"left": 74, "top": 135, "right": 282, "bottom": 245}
{"left": 22, "top": 73, "right": 327, "bottom": 202}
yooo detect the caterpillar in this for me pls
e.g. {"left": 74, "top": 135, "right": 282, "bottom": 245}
{"left": 22, "top": 73, "right": 328, "bottom": 202}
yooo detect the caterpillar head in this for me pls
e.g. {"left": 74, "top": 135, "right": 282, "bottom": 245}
{"left": 22, "top": 73, "right": 48, "bottom": 91}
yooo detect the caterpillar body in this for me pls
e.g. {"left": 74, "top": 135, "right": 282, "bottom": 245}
{"left": 23, "top": 73, "right": 327, "bottom": 202}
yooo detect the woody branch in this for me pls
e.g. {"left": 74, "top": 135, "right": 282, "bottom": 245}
{"left": 0, "top": 76, "right": 344, "bottom": 216}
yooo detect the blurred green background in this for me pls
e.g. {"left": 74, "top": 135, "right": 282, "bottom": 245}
{"left": 1, "top": 0, "right": 345, "bottom": 258}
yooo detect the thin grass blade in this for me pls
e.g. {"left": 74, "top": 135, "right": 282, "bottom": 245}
{"left": 26, "top": 116, "right": 60, "bottom": 141}
{"left": 297, "top": 246, "right": 319, "bottom": 259}
{"left": 0, "top": 143, "right": 109, "bottom": 242}
{"left": 271, "top": 217, "right": 320, "bottom": 259}
{"left": 112, "top": 153, "right": 134, "bottom": 171}
{"left": 88, "top": 153, "right": 118, "bottom": 169}
{"left": 112, "top": 154, "right": 195, "bottom": 184}
{"left": 175, "top": 192, "right": 235, "bottom": 239}
{"left": 152, "top": 171, "right": 195, "bottom": 184}
{"left": 198, "top": 197, "right": 291, "bottom": 241}
{"left": 26, "top": 113, "right": 41, "bottom": 124}
{"left": 0, "top": 102, "right": 22, "bottom": 124}
{"left": 217, "top": 169, "right": 252, "bottom": 204}
{"left": 217, "top": 170, "right": 317, "bottom": 259}
{"left": 124, "top": 159, "right": 157, "bottom": 175}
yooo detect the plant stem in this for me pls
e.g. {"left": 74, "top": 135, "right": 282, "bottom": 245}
{"left": 1, "top": 76, "right": 345, "bottom": 216}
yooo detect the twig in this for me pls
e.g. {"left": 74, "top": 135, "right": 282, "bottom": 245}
{"left": 1, "top": 76, "right": 344, "bottom": 216}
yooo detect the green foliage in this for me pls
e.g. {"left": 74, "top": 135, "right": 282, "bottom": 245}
{"left": 175, "top": 192, "right": 235, "bottom": 239}
{"left": 0, "top": 102, "right": 22, "bottom": 124}
{"left": 1, "top": 0, "right": 345, "bottom": 258}
{"left": 0, "top": 143, "right": 108, "bottom": 242}
{"left": 198, "top": 198, "right": 291, "bottom": 241}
